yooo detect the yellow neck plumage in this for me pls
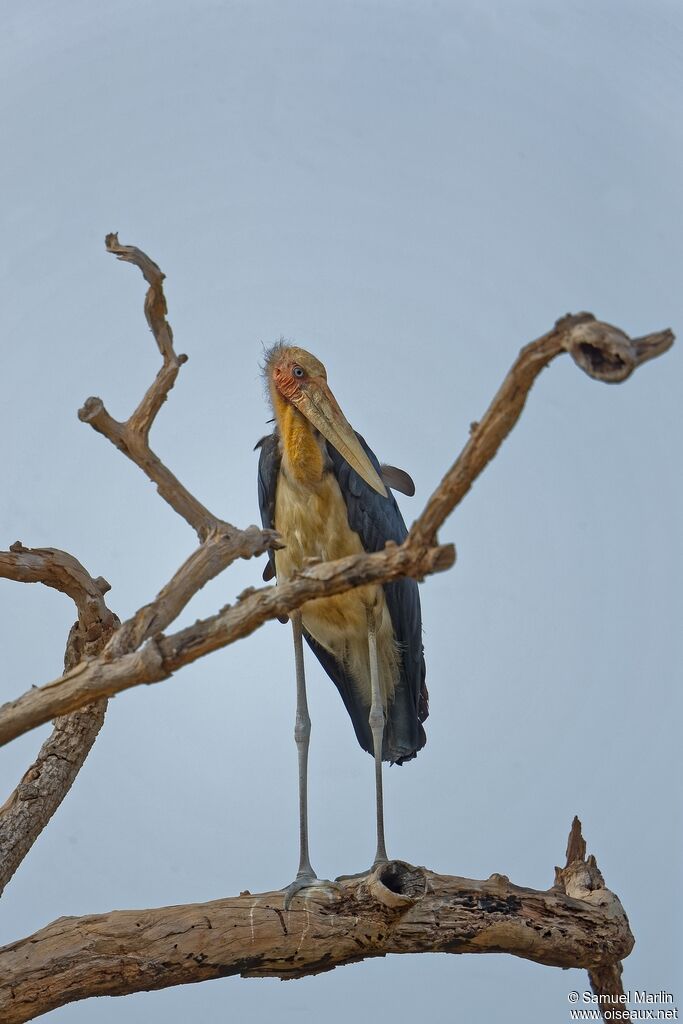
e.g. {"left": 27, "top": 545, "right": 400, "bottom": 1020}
{"left": 272, "top": 390, "right": 325, "bottom": 486}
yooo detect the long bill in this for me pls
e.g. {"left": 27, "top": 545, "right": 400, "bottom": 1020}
{"left": 292, "top": 383, "right": 388, "bottom": 497}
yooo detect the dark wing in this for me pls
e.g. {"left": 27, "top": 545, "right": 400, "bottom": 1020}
{"left": 311, "top": 432, "right": 428, "bottom": 765}
{"left": 303, "top": 631, "right": 377, "bottom": 756}
{"left": 256, "top": 427, "right": 428, "bottom": 765}
{"left": 255, "top": 432, "right": 280, "bottom": 583}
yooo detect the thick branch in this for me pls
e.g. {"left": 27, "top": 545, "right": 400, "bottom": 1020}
{"left": 410, "top": 314, "right": 674, "bottom": 546}
{"left": 0, "top": 822, "right": 633, "bottom": 1023}
{"left": 0, "top": 703, "right": 108, "bottom": 898}
{"left": 556, "top": 817, "right": 628, "bottom": 1021}
{"left": 0, "top": 540, "right": 454, "bottom": 747}
{"left": 0, "top": 545, "right": 118, "bottom": 895}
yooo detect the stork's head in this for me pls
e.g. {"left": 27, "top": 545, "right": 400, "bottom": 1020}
{"left": 264, "top": 343, "right": 387, "bottom": 497}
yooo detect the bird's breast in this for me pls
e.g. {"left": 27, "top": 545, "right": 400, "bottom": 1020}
{"left": 274, "top": 467, "right": 376, "bottom": 638}
{"left": 274, "top": 461, "right": 399, "bottom": 708}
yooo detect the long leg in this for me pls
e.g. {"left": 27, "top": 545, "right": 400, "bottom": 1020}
{"left": 291, "top": 610, "right": 316, "bottom": 883}
{"left": 284, "top": 613, "right": 340, "bottom": 907}
{"left": 367, "top": 605, "right": 388, "bottom": 866}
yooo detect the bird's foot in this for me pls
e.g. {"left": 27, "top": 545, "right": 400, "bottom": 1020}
{"left": 283, "top": 872, "right": 341, "bottom": 910}
{"left": 336, "top": 856, "right": 388, "bottom": 882}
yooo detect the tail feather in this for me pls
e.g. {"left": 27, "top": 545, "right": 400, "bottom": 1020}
{"left": 303, "top": 628, "right": 425, "bottom": 764}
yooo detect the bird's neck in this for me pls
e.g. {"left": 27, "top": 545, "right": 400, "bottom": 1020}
{"left": 272, "top": 391, "right": 325, "bottom": 486}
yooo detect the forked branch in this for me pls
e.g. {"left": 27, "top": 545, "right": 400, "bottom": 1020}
{"left": 0, "top": 234, "right": 279, "bottom": 897}
{"left": 0, "top": 245, "right": 673, "bottom": 747}
{"left": 0, "top": 544, "right": 118, "bottom": 895}
{"left": 0, "top": 237, "right": 672, "bottom": 1021}
{"left": 77, "top": 233, "right": 275, "bottom": 554}
{"left": 0, "top": 540, "right": 454, "bottom": 746}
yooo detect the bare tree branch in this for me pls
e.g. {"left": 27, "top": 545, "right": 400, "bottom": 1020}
{"left": 0, "top": 819, "right": 633, "bottom": 1024}
{"left": 0, "top": 540, "right": 455, "bottom": 747}
{"left": 77, "top": 233, "right": 274, "bottom": 558}
{"left": 555, "top": 817, "right": 628, "bottom": 1022}
{"left": 410, "top": 314, "right": 674, "bottom": 547}
{"left": 0, "top": 704, "right": 108, "bottom": 899}
{"left": 104, "top": 235, "right": 184, "bottom": 437}
{"left": 0, "top": 545, "right": 118, "bottom": 895}
{"left": 0, "top": 235, "right": 673, "bottom": 1018}
{"left": 0, "top": 302, "right": 673, "bottom": 750}
{"left": 0, "top": 544, "right": 115, "bottom": 631}
{"left": 104, "top": 523, "right": 280, "bottom": 660}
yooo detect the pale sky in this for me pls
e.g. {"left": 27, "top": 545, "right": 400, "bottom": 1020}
{"left": 0, "top": 2, "right": 681, "bottom": 1022}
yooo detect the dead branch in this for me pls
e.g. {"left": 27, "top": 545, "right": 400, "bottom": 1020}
{"left": 0, "top": 545, "right": 118, "bottom": 895}
{"left": 0, "top": 540, "right": 454, "bottom": 747}
{"left": 0, "top": 819, "right": 632, "bottom": 1024}
{"left": 410, "top": 314, "right": 674, "bottom": 547}
{"left": 0, "top": 238, "right": 283, "bottom": 905}
{"left": 77, "top": 233, "right": 212, "bottom": 537}
{"left": 556, "top": 817, "right": 628, "bottom": 1020}
{"left": 77, "top": 233, "right": 274, "bottom": 561}
{"left": 0, "top": 288, "right": 673, "bottom": 749}
{"left": 0, "top": 545, "right": 115, "bottom": 631}
{"left": 0, "top": 237, "right": 673, "bottom": 1019}
{"left": 104, "top": 523, "right": 280, "bottom": 660}
{"left": 74, "top": 237, "right": 280, "bottom": 660}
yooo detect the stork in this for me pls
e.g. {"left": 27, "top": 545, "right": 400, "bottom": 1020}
{"left": 256, "top": 344, "right": 427, "bottom": 902}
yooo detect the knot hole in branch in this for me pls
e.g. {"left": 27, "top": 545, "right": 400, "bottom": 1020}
{"left": 368, "top": 861, "right": 427, "bottom": 908}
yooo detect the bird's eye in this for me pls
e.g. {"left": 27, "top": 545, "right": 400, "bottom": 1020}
{"left": 292, "top": 366, "right": 305, "bottom": 378}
